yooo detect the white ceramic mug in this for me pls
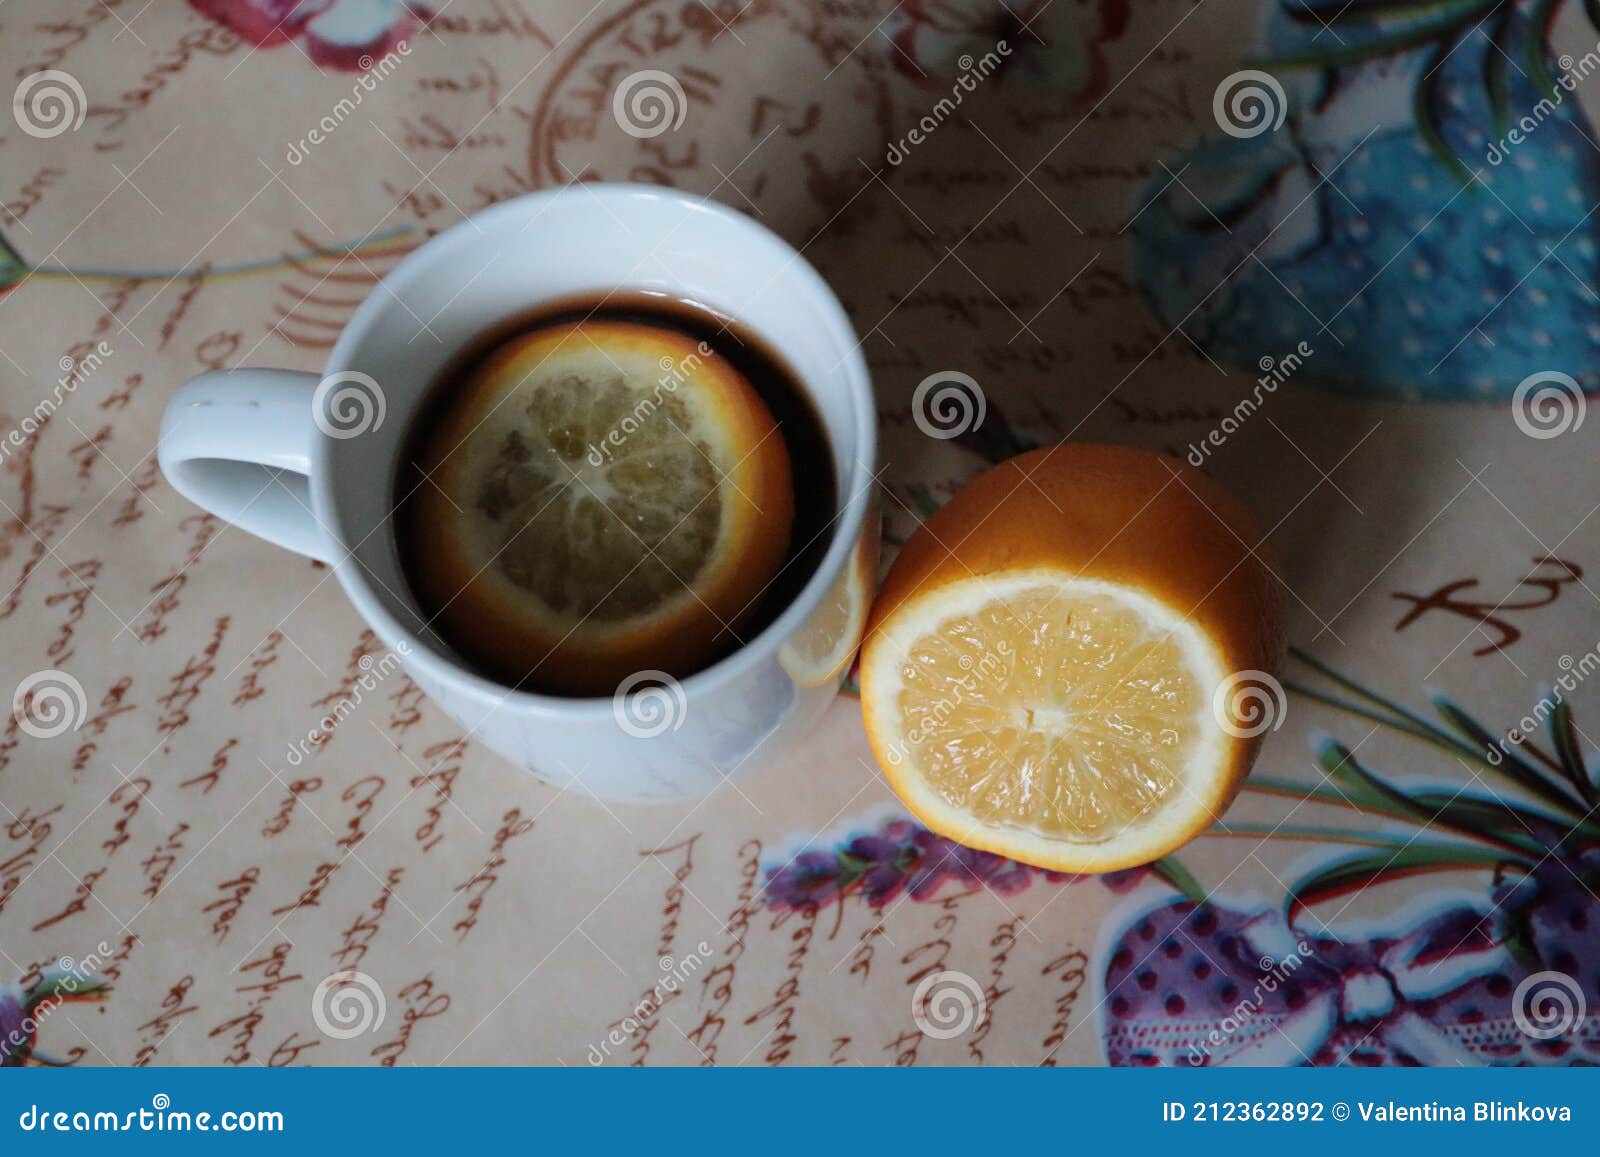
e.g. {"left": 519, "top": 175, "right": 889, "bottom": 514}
{"left": 158, "top": 184, "right": 877, "bottom": 802}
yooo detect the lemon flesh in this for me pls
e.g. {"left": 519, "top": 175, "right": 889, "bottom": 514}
{"left": 469, "top": 367, "right": 722, "bottom": 623}
{"left": 865, "top": 571, "right": 1231, "bottom": 868}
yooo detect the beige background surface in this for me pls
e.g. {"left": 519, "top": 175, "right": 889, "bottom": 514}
{"left": 1, "top": 0, "right": 1597, "bottom": 1066}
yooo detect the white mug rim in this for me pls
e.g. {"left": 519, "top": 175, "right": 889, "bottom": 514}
{"left": 313, "top": 183, "right": 876, "bottom": 719}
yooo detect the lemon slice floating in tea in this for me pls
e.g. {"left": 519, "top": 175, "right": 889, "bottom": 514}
{"left": 408, "top": 319, "right": 794, "bottom": 696}
{"left": 859, "top": 444, "right": 1283, "bottom": 873}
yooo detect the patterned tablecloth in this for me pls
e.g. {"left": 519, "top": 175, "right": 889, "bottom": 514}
{"left": 3, "top": 0, "right": 1600, "bottom": 1067}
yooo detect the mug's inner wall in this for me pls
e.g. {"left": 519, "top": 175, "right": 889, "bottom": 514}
{"left": 319, "top": 189, "right": 867, "bottom": 674}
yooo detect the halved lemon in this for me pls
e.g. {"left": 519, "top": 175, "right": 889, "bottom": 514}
{"left": 779, "top": 499, "right": 880, "bottom": 688}
{"left": 407, "top": 319, "right": 793, "bottom": 696}
{"left": 860, "top": 444, "right": 1283, "bottom": 872}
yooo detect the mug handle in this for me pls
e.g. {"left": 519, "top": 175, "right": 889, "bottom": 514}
{"left": 157, "top": 369, "right": 331, "bottom": 562}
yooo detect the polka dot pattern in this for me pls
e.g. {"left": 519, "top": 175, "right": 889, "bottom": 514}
{"left": 1131, "top": 14, "right": 1600, "bottom": 401}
